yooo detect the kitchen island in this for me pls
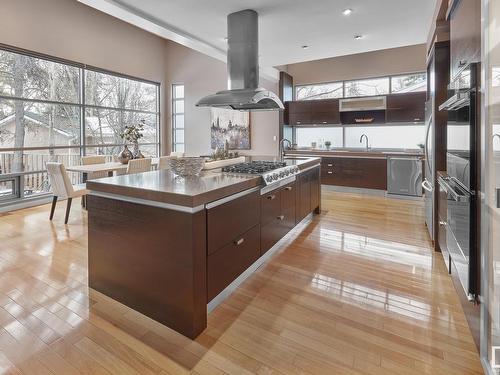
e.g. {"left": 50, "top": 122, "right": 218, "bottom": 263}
{"left": 85, "top": 156, "right": 321, "bottom": 339}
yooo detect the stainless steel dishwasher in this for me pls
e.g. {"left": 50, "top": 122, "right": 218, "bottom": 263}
{"left": 387, "top": 156, "right": 423, "bottom": 197}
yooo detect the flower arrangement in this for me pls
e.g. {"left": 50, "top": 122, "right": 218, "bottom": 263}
{"left": 324, "top": 140, "right": 332, "bottom": 150}
{"left": 120, "top": 120, "right": 145, "bottom": 158}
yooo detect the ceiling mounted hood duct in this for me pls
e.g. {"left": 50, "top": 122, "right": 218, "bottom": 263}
{"left": 196, "top": 9, "right": 284, "bottom": 111}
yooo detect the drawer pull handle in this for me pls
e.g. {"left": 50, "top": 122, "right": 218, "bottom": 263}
{"left": 267, "top": 195, "right": 276, "bottom": 200}
{"left": 439, "top": 221, "right": 447, "bottom": 226}
{"left": 327, "top": 164, "right": 333, "bottom": 167}
{"left": 277, "top": 215, "right": 285, "bottom": 221}
{"left": 284, "top": 186, "right": 293, "bottom": 191}
{"left": 234, "top": 238, "right": 245, "bottom": 246}
{"left": 327, "top": 171, "right": 333, "bottom": 174}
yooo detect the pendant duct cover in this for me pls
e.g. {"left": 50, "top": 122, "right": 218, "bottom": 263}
{"left": 196, "top": 9, "right": 284, "bottom": 111}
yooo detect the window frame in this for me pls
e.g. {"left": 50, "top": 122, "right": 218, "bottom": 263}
{"left": 389, "top": 72, "right": 428, "bottom": 94}
{"left": 294, "top": 71, "right": 427, "bottom": 100}
{"left": 171, "top": 83, "right": 185, "bottom": 153}
{"left": 0, "top": 43, "right": 161, "bottom": 207}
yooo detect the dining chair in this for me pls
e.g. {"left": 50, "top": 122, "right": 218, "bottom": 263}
{"left": 46, "top": 162, "right": 88, "bottom": 224}
{"left": 82, "top": 155, "right": 108, "bottom": 179}
{"left": 112, "top": 155, "right": 127, "bottom": 176}
{"left": 126, "top": 158, "right": 152, "bottom": 174}
{"left": 158, "top": 156, "right": 172, "bottom": 170}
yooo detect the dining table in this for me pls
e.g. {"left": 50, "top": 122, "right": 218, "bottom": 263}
{"left": 66, "top": 158, "right": 159, "bottom": 182}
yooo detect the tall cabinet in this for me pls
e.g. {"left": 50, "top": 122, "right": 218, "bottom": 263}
{"left": 425, "top": 41, "right": 450, "bottom": 250}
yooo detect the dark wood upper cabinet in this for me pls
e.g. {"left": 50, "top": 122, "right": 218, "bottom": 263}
{"left": 386, "top": 92, "right": 426, "bottom": 123}
{"left": 311, "top": 99, "right": 340, "bottom": 125}
{"left": 448, "top": 0, "right": 481, "bottom": 80}
{"left": 287, "top": 99, "right": 339, "bottom": 125}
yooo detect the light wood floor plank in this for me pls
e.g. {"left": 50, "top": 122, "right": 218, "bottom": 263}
{"left": 0, "top": 191, "right": 483, "bottom": 374}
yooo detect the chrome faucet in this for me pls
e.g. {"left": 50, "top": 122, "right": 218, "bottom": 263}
{"left": 279, "top": 138, "right": 292, "bottom": 161}
{"left": 360, "top": 134, "right": 369, "bottom": 151}
{"left": 493, "top": 133, "right": 500, "bottom": 143}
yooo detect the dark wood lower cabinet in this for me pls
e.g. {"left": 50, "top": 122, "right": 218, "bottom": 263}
{"left": 321, "top": 157, "right": 387, "bottom": 190}
{"left": 207, "top": 190, "right": 260, "bottom": 255}
{"left": 297, "top": 173, "right": 311, "bottom": 222}
{"left": 87, "top": 195, "right": 207, "bottom": 339}
{"left": 297, "top": 167, "right": 321, "bottom": 222}
{"left": 261, "top": 182, "right": 297, "bottom": 254}
{"left": 207, "top": 224, "right": 261, "bottom": 301}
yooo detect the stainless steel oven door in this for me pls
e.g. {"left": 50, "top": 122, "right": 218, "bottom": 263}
{"left": 438, "top": 174, "right": 474, "bottom": 300}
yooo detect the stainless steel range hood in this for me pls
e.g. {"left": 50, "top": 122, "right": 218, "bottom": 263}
{"left": 196, "top": 9, "right": 284, "bottom": 111}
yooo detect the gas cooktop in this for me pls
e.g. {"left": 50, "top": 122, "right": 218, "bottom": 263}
{"left": 222, "top": 161, "right": 286, "bottom": 174}
{"left": 222, "top": 161, "right": 300, "bottom": 186}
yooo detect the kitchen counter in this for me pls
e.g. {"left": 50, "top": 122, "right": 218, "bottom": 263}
{"left": 86, "top": 156, "right": 320, "bottom": 208}
{"left": 285, "top": 149, "right": 423, "bottom": 158}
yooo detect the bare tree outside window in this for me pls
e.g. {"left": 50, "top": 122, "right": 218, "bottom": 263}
{"left": 344, "top": 77, "right": 390, "bottom": 97}
{"left": 295, "top": 82, "right": 343, "bottom": 100}
{"left": 0, "top": 48, "right": 159, "bottom": 205}
{"left": 391, "top": 73, "right": 427, "bottom": 93}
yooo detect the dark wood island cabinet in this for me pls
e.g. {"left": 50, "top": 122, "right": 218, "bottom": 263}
{"left": 86, "top": 157, "right": 321, "bottom": 339}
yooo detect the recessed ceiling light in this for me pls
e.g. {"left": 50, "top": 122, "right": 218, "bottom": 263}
{"left": 354, "top": 35, "right": 363, "bottom": 40}
{"left": 301, "top": 45, "right": 309, "bottom": 49}
{"left": 342, "top": 8, "right": 353, "bottom": 16}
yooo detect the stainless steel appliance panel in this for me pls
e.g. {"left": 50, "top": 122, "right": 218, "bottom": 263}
{"left": 387, "top": 157, "right": 423, "bottom": 197}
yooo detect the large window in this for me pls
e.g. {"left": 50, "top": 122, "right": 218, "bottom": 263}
{"left": 295, "top": 82, "right": 343, "bottom": 101}
{"left": 0, "top": 46, "right": 160, "bottom": 206}
{"left": 296, "top": 125, "right": 425, "bottom": 150}
{"left": 295, "top": 72, "right": 427, "bottom": 100}
{"left": 344, "top": 77, "right": 390, "bottom": 97}
{"left": 390, "top": 73, "right": 427, "bottom": 93}
{"left": 172, "top": 84, "right": 185, "bottom": 153}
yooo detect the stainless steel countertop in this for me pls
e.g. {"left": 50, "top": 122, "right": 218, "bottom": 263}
{"left": 86, "top": 156, "right": 321, "bottom": 207}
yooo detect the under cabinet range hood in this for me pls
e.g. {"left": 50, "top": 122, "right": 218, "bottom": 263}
{"left": 196, "top": 9, "right": 284, "bottom": 111}
{"left": 339, "top": 96, "right": 387, "bottom": 124}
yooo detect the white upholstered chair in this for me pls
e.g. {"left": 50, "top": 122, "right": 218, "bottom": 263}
{"left": 46, "top": 162, "right": 88, "bottom": 224}
{"left": 82, "top": 155, "right": 108, "bottom": 179}
{"left": 112, "top": 155, "right": 127, "bottom": 176}
{"left": 126, "top": 158, "right": 152, "bottom": 174}
{"left": 157, "top": 156, "right": 172, "bottom": 170}
{"left": 170, "top": 151, "right": 185, "bottom": 157}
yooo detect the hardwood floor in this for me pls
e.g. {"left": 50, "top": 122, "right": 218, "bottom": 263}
{"left": 0, "top": 190, "right": 483, "bottom": 374}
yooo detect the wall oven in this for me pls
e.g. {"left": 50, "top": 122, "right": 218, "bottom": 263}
{"left": 438, "top": 63, "right": 478, "bottom": 301}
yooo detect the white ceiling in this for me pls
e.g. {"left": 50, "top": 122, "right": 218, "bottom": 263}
{"left": 85, "top": 0, "right": 436, "bottom": 68}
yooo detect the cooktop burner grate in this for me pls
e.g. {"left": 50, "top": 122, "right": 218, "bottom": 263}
{"left": 222, "top": 161, "right": 287, "bottom": 174}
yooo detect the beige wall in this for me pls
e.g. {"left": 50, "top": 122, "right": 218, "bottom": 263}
{"left": 1, "top": 0, "right": 169, "bottom": 151}
{"left": 164, "top": 41, "right": 279, "bottom": 157}
{"left": 284, "top": 44, "right": 427, "bottom": 85}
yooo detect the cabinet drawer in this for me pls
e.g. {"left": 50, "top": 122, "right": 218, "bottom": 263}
{"left": 261, "top": 190, "right": 281, "bottom": 226}
{"left": 281, "top": 183, "right": 296, "bottom": 230}
{"left": 261, "top": 215, "right": 290, "bottom": 255}
{"left": 207, "top": 191, "right": 260, "bottom": 255}
{"left": 207, "top": 224, "right": 261, "bottom": 301}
